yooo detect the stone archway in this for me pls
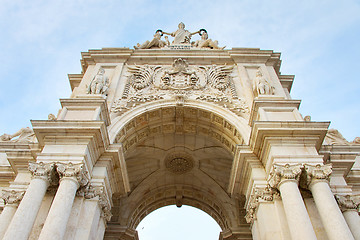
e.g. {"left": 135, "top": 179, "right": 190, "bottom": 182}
{"left": 105, "top": 105, "right": 252, "bottom": 239}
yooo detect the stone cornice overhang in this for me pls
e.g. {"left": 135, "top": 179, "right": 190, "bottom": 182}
{"left": 31, "top": 120, "right": 110, "bottom": 169}
{"left": 0, "top": 143, "right": 40, "bottom": 173}
{"left": 249, "top": 99, "right": 302, "bottom": 126}
{"left": 320, "top": 145, "right": 360, "bottom": 185}
{"left": 249, "top": 121, "right": 330, "bottom": 161}
{"left": 229, "top": 48, "right": 282, "bottom": 73}
{"left": 79, "top": 47, "right": 283, "bottom": 72}
{"left": 81, "top": 48, "right": 133, "bottom": 73}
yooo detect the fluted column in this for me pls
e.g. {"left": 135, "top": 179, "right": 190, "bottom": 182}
{"left": 305, "top": 164, "right": 354, "bottom": 240}
{"left": 38, "top": 162, "right": 89, "bottom": 240}
{"left": 0, "top": 190, "right": 25, "bottom": 238}
{"left": 336, "top": 195, "right": 360, "bottom": 240}
{"left": 3, "top": 162, "right": 54, "bottom": 240}
{"left": 269, "top": 164, "right": 317, "bottom": 240}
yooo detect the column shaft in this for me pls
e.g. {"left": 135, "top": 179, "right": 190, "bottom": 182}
{"left": 0, "top": 204, "right": 17, "bottom": 238}
{"left": 3, "top": 178, "right": 49, "bottom": 240}
{"left": 278, "top": 180, "right": 317, "bottom": 240}
{"left": 310, "top": 181, "right": 354, "bottom": 240}
{"left": 343, "top": 210, "right": 360, "bottom": 240}
{"left": 38, "top": 178, "right": 79, "bottom": 240}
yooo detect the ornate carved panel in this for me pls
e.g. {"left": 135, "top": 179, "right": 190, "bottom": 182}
{"left": 111, "top": 59, "right": 249, "bottom": 117}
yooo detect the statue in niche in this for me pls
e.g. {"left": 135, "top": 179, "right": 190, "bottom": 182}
{"left": 87, "top": 68, "right": 109, "bottom": 95}
{"left": 192, "top": 29, "right": 225, "bottom": 49}
{"left": 162, "top": 22, "right": 200, "bottom": 44}
{"left": 0, "top": 127, "right": 36, "bottom": 143}
{"left": 254, "top": 69, "right": 275, "bottom": 95}
{"left": 134, "top": 30, "right": 170, "bottom": 49}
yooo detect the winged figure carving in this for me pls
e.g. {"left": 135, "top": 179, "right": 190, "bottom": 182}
{"left": 127, "top": 65, "right": 159, "bottom": 90}
{"left": 207, "top": 65, "right": 234, "bottom": 91}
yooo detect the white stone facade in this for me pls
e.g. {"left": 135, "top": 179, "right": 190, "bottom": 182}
{"left": 1, "top": 25, "right": 360, "bottom": 240}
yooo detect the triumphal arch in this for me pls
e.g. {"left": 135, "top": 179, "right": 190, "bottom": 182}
{"left": 1, "top": 23, "right": 360, "bottom": 240}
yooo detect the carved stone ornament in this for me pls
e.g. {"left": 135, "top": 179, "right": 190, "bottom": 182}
{"left": 268, "top": 164, "right": 302, "bottom": 189}
{"left": 254, "top": 69, "right": 275, "bottom": 96}
{"left": 335, "top": 195, "right": 360, "bottom": 212}
{"left": 324, "top": 129, "right": 350, "bottom": 145}
{"left": 135, "top": 23, "right": 224, "bottom": 50}
{"left": 111, "top": 59, "right": 249, "bottom": 117}
{"left": 1, "top": 189, "right": 25, "bottom": 205}
{"left": 56, "top": 162, "right": 89, "bottom": 187}
{"left": 28, "top": 162, "right": 57, "bottom": 184}
{"left": 351, "top": 137, "right": 360, "bottom": 144}
{"left": 165, "top": 152, "right": 194, "bottom": 174}
{"left": 245, "top": 186, "right": 279, "bottom": 224}
{"left": 77, "top": 184, "right": 112, "bottom": 221}
{"left": 87, "top": 68, "right": 109, "bottom": 96}
{"left": 304, "top": 164, "right": 332, "bottom": 186}
{"left": 0, "top": 127, "right": 37, "bottom": 143}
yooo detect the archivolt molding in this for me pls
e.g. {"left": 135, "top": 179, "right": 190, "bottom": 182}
{"left": 109, "top": 101, "right": 251, "bottom": 147}
{"left": 126, "top": 185, "right": 232, "bottom": 230}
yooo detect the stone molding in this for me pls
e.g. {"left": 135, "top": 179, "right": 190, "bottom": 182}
{"left": 268, "top": 163, "right": 302, "bottom": 189}
{"left": 304, "top": 164, "right": 332, "bottom": 186}
{"left": 0, "top": 189, "right": 25, "bottom": 205}
{"left": 28, "top": 162, "right": 56, "bottom": 184}
{"left": 335, "top": 195, "right": 360, "bottom": 212}
{"left": 78, "top": 184, "right": 112, "bottom": 221}
{"left": 245, "top": 186, "right": 279, "bottom": 224}
{"left": 56, "top": 162, "right": 89, "bottom": 187}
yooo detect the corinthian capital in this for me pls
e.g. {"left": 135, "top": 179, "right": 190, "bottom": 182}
{"left": 1, "top": 189, "right": 25, "bottom": 205}
{"left": 268, "top": 164, "right": 302, "bottom": 189}
{"left": 78, "top": 184, "right": 112, "bottom": 221}
{"left": 245, "top": 186, "right": 278, "bottom": 224}
{"left": 56, "top": 162, "right": 89, "bottom": 187}
{"left": 336, "top": 195, "right": 360, "bottom": 212}
{"left": 28, "top": 162, "right": 56, "bottom": 184}
{"left": 304, "top": 164, "right": 332, "bottom": 185}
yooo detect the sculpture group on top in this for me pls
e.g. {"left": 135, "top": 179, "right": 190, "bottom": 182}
{"left": 134, "top": 22, "right": 225, "bottom": 50}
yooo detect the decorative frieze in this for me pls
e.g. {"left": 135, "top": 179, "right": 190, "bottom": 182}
{"left": 56, "top": 162, "right": 89, "bottom": 187}
{"left": 0, "top": 189, "right": 25, "bottom": 205}
{"left": 268, "top": 164, "right": 302, "bottom": 189}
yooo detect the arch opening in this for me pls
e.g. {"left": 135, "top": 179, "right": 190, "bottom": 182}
{"left": 136, "top": 205, "right": 222, "bottom": 240}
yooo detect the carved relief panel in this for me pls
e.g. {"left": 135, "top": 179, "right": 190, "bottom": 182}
{"left": 111, "top": 59, "right": 249, "bottom": 118}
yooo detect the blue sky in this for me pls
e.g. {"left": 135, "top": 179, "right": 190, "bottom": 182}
{"left": 0, "top": 0, "right": 359, "bottom": 238}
